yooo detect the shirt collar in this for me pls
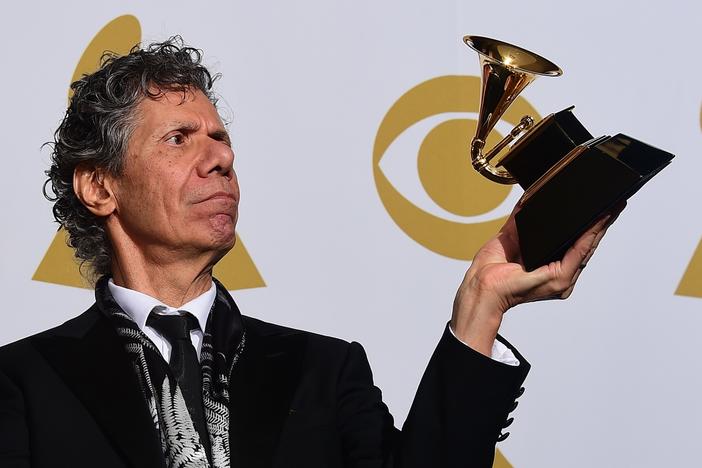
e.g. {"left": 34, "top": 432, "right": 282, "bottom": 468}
{"left": 107, "top": 279, "right": 216, "bottom": 332}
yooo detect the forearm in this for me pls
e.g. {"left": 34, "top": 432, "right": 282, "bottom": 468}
{"left": 397, "top": 326, "right": 529, "bottom": 468}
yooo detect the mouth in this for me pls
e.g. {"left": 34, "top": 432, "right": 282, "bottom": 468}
{"left": 200, "top": 191, "right": 238, "bottom": 204}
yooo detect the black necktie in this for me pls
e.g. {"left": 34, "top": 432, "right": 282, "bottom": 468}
{"left": 147, "top": 309, "right": 212, "bottom": 461}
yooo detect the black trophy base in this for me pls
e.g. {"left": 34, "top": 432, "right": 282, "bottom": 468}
{"left": 514, "top": 133, "right": 674, "bottom": 271}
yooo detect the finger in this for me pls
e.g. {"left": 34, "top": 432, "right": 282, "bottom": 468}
{"left": 560, "top": 262, "right": 587, "bottom": 299}
{"left": 511, "top": 262, "right": 566, "bottom": 300}
{"left": 607, "top": 201, "right": 627, "bottom": 225}
{"left": 495, "top": 208, "right": 522, "bottom": 263}
{"left": 577, "top": 202, "right": 626, "bottom": 267}
{"left": 570, "top": 262, "right": 587, "bottom": 286}
{"left": 498, "top": 206, "right": 519, "bottom": 239}
{"left": 581, "top": 223, "right": 609, "bottom": 265}
{"left": 560, "top": 214, "right": 612, "bottom": 278}
{"left": 557, "top": 204, "right": 626, "bottom": 296}
{"left": 505, "top": 203, "right": 627, "bottom": 303}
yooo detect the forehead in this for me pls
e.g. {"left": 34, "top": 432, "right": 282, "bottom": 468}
{"left": 135, "top": 88, "right": 224, "bottom": 132}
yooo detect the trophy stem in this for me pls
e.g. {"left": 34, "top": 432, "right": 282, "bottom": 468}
{"left": 464, "top": 35, "right": 562, "bottom": 184}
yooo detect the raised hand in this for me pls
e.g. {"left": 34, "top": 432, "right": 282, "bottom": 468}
{"left": 451, "top": 203, "right": 625, "bottom": 356}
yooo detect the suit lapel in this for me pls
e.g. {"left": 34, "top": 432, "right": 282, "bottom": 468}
{"left": 228, "top": 321, "right": 307, "bottom": 468}
{"left": 34, "top": 307, "right": 165, "bottom": 468}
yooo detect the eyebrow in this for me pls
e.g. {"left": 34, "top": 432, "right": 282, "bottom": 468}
{"left": 158, "top": 120, "right": 199, "bottom": 135}
{"left": 159, "top": 121, "right": 232, "bottom": 146}
{"left": 210, "top": 129, "right": 232, "bottom": 147}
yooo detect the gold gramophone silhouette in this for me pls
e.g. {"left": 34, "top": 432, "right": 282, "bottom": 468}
{"left": 463, "top": 35, "right": 674, "bottom": 270}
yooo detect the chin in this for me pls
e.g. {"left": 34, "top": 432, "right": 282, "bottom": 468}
{"left": 208, "top": 227, "right": 236, "bottom": 248}
{"left": 208, "top": 213, "right": 237, "bottom": 237}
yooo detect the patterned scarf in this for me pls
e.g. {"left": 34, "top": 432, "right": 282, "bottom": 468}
{"left": 95, "top": 277, "right": 246, "bottom": 468}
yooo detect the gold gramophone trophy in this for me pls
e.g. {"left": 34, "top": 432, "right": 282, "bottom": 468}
{"left": 464, "top": 36, "right": 674, "bottom": 270}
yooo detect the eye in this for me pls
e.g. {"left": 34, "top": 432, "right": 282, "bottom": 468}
{"left": 165, "top": 132, "right": 186, "bottom": 145}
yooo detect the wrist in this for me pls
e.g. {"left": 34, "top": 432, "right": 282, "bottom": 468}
{"left": 451, "top": 273, "right": 506, "bottom": 356}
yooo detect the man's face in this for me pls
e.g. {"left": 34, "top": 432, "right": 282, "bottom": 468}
{"left": 108, "top": 88, "right": 238, "bottom": 262}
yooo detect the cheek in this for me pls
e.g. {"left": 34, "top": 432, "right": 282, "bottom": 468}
{"left": 117, "top": 159, "right": 183, "bottom": 216}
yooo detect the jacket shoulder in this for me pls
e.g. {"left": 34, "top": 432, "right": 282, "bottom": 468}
{"left": 0, "top": 305, "right": 101, "bottom": 362}
{"left": 242, "top": 315, "right": 349, "bottom": 344}
{"left": 241, "top": 315, "right": 357, "bottom": 362}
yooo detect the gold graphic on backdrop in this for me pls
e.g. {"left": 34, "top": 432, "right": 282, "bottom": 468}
{"left": 212, "top": 234, "right": 266, "bottom": 290}
{"left": 34, "top": 230, "right": 264, "bottom": 291}
{"left": 68, "top": 14, "right": 141, "bottom": 100}
{"left": 373, "top": 75, "right": 540, "bottom": 260}
{"left": 676, "top": 239, "right": 702, "bottom": 298}
{"left": 33, "top": 15, "right": 265, "bottom": 291}
{"left": 493, "top": 449, "right": 513, "bottom": 468}
{"left": 34, "top": 229, "right": 92, "bottom": 288}
{"left": 677, "top": 104, "right": 702, "bottom": 298}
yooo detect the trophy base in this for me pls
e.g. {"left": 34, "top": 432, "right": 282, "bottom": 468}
{"left": 515, "top": 133, "right": 674, "bottom": 271}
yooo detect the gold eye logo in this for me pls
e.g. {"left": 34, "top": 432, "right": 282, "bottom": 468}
{"left": 373, "top": 75, "right": 540, "bottom": 260}
{"left": 32, "top": 15, "right": 264, "bottom": 291}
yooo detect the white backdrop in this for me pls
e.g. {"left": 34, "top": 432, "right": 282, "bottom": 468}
{"left": 1, "top": 1, "right": 700, "bottom": 467}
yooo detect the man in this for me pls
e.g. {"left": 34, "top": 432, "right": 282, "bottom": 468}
{"left": 0, "top": 38, "right": 618, "bottom": 468}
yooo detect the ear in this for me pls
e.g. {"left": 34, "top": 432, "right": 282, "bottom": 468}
{"left": 73, "top": 164, "right": 117, "bottom": 217}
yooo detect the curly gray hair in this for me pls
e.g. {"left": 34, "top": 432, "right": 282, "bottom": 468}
{"left": 44, "top": 36, "right": 219, "bottom": 280}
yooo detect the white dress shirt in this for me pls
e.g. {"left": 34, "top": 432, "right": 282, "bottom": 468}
{"left": 107, "top": 279, "right": 518, "bottom": 366}
{"left": 108, "top": 279, "right": 216, "bottom": 362}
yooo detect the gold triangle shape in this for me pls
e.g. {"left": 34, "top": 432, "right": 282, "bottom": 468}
{"left": 68, "top": 14, "right": 141, "bottom": 100}
{"left": 33, "top": 230, "right": 265, "bottom": 291}
{"left": 676, "top": 237, "right": 702, "bottom": 298}
{"left": 493, "top": 449, "right": 513, "bottom": 468}
{"left": 33, "top": 229, "right": 90, "bottom": 289}
{"left": 213, "top": 234, "right": 266, "bottom": 290}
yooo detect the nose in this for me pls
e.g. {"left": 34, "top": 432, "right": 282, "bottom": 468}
{"left": 197, "top": 137, "right": 235, "bottom": 180}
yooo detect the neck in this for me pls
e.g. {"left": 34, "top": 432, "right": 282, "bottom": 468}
{"left": 109, "top": 241, "right": 220, "bottom": 309}
{"left": 111, "top": 262, "right": 214, "bottom": 308}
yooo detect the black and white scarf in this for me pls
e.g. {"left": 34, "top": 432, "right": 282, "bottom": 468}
{"left": 96, "top": 277, "right": 246, "bottom": 468}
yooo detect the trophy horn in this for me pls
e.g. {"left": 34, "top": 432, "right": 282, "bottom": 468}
{"left": 464, "top": 35, "right": 562, "bottom": 184}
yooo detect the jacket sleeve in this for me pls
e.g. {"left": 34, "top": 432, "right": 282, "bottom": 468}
{"left": 335, "top": 324, "right": 530, "bottom": 468}
{"left": 0, "top": 367, "right": 31, "bottom": 468}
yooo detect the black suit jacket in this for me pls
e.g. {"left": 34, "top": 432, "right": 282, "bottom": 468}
{"left": 0, "top": 302, "right": 529, "bottom": 468}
